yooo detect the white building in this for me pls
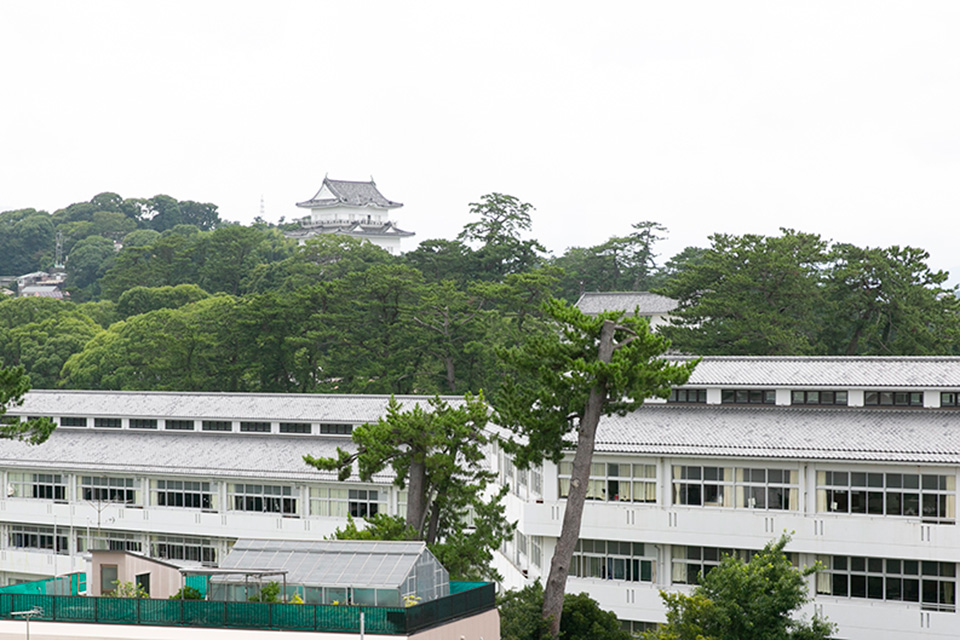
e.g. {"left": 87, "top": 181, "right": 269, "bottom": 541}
{"left": 493, "top": 356, "right": 960, "bottom": 639}
{"left": 0, "top": 392, "right": 452, "bottom": 587}
{"left": 286, "top": 177, "right": 414, "bottom": 254}
{"left": 2, "top": 357, "right": 960, "bottom": 639}
{"left": 574, "top": 291, "right": 678, "bottom": 331}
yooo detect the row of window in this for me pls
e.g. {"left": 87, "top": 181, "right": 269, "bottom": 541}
{"left": 6, "top": 525, "right": 225, "bottom": 566}
{"left": 4, "top": 473, "right": 388, "bottom": 518}
{"left": 668, "top": 389, "right": 960, "bottom": 408}
{"left": 551, "top": 464, "right": 956, "bottom": 523}
{"left": 51, "top": 417, "right": 354, "bottom": 435}
{"left": 817, "top": 556, "right": 956, "bottom": 611}
{"left": 565, "top": 540, "right": 958, "bottom": 613}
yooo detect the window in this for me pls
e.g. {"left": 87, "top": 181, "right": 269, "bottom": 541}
{"left": 672, "top": 466, "right": 799, "bottom": 510}
{"left": 152, "top": 479, "right": 216, "bottom": 510}
{"left": 60, "top": 416, "right": 87, "bottom": 427}
{"left": 818, "top": 555, "right": 956, "bottom": 612}
{"left": 310, "top": 485, "right": 386, "bottom": 518}
{"left": 320, "top": 423, "right": 353, "bottom": 435}
{"left": 229, "top": 483, "right": 297, "bottom": 515}
{"left": 531, "top": 464, "right": 543, "bottom": 497}
{"left": 559, "top": 461, "right": 657, "bottom": 503}
{"left": 673, "top": 466, "right": 732, "bottom": 507}
{"left": 240, "top": 421, "right": 270, "bottom": 433}
{"left": 94, "top": 418, "right": 121, "bottom": 429}
{"left": 7, "top": 473, "right": 67, "bottom": 501}
{"left": 791, "top": 390, "right": 848, "bottom": 406}
{"left": 572, "top": 539, "right": 655, "bottom": 583}
{"left": 531, "top": 535, "right": 543, "bottom": 569}
{"left": 348, "top": 489, "right": 380, "bottom": 517}
{"left": 864, "top": 391, "right": 923, "bottom": 407}
{"left": 130, "top": 419, "right": 157, "bottom": 430}
{"left": 279, "top": 422, "right": 311, "bottom": 434}
{"left": 202, "top": 420, "right": 232, "bottom": 432}
{"left": 79, "top": 530, "right": 142, "bottom": 553}
{"left": 941, "top": 392, "right": 960, "bottom": 408}
{"left": 80, "top": 476, "right": 139, "bottom": 505}
{"left": 669, "top": 389, "right": 707, "bottom": 404}
{"left": 165, "top": 420, "right": 194, "bottom": 431}
{"left": 817, "top": 470, "right": 955, "bottom": 523}
{"left": 721, "top": 389, "right": 775, "bottom": 405}
{"left": 672, "top": 546, "right": 751, "bottom": 585}
{"left": 101, "top": 565, "right": 118, "bottom": 594}
{"left": 151, "top": 535, "right": 217, "bottom": 565}
{"left": 10, "top": 525, "right": 68, "bottom": 554}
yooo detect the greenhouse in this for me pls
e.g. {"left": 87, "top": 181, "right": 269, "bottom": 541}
{"left": 207, "top": 539, "right": 450, "bottom": 606}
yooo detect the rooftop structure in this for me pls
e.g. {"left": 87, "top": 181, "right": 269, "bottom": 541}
{"left": 211, "top": 539, "right": 449, "bottom": 606}
{"left": 286, "top": 177, "right": 414, "bottom": 254}
{"left": 574, "top": 291, "right": 677, "bottom": 330}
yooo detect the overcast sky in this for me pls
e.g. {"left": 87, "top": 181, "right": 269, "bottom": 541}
{"left": 2, "top": 2, "right": 959, "bottom": 282}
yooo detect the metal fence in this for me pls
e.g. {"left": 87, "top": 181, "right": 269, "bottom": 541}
{"left": 0, "top": 581, "right": 495, "bottom": 635}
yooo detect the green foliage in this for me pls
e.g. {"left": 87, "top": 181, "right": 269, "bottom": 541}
{"left": 644, "top": 535, "right": 834, "bottom": 640}
{"left": 248, "top": 581, "right": 281, "bottom": 603}
{"left": 499, "top": 582, "right": 631, "bottom": 640}
{"left": 104, "top": 580, "right": 148, "bottom": 599}
{"left": 0, "top": 209, "right": 55, "bottom": 275}
{"left": 169, "top": 585, "right": 203, "bottom": 600}
{"left": 117, "top": 284, "right": 210, "bottom": 318}
{"left": 0, "top": 365, "right": 56, "bottom": 444}
{"left": 497, "top": 298, "right": 697, "bottom": 467}
{"left": 552, "top": 221, "right": 667, "bottom": 301}
{"left": 331, "top": 514, "right": 419, "bottom": 541}
{"left": 306, "top": 394, "right": 511, "bottom": 581}
{"left": 659, "top": 229, "right": 960, "bottom": 356}
{"left": 458, "top": 193, "right": 545, "bottom": 279}
{"left": 659, "top": 229, "right": 828, "bottom": 355}
{"left": 66, "top": 235, "right": 118, "bottom": 301}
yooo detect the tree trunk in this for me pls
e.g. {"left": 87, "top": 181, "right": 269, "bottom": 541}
{"left": 406, "top": 459, "right": 430, "bottom": 535}
{"left": 542, "top": 320, "right": 616, "bottom": 638}
{"left": 425, "top": 500, "right": 441, "bottom": 545}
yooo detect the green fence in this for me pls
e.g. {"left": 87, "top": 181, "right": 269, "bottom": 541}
{"left": 0, "top": 573, "right": 84, "bottom": 596}
{"left": 0, "top": 582, "right": 494, "bottom": 635}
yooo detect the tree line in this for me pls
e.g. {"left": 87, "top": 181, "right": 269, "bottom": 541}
{"left": 2, "top": 191, "right": 958, "bottom": 394}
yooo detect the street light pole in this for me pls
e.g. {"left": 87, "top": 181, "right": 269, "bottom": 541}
{"left": 12, "top": 607, "right": 43, "bottom": 640}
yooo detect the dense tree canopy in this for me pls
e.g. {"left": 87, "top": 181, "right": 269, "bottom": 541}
{"left": 499, "top": 582, "right": 631, "bottom": 640}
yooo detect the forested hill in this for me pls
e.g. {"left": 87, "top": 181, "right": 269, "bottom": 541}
{"left": 2, "top": 192, "right": 958, "bottom": 395}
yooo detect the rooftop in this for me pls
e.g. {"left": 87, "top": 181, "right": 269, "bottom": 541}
{"left": 595, "top": 404, "right": 960, "bottom": 464}
{"left": 296, "top": 177, "right": 402, "bottom": 210}
{"left": 220, "top": 539, "right": 437, "bottom": 589}
{"left": 575, "top": 291, "right": 678, "bottom": 316}
{"left": 0, "top": 429, "right": 377, "bottom": 482}
{"left": 676, "top": 355, "right": 960, "bottom": 388}
{"left": 13, "top": 389, "right": 463, "bottom": 422}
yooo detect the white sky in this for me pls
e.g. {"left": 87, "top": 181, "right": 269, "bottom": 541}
{"left": 2, "top": 1, "right": 959, "bottom": 282}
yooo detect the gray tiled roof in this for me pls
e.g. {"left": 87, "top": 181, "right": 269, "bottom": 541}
{"left": 297, "top": 178, "right": 402, "bottom": 210}
{"left": 575, "top": 292, "right": 678, "bottom": 316}
{"left": 674, "top": 356, "right": 960, "bottom": 388}
{"left": 285, "top": 221, "right": 415, "bottom": 239}
{"left": 220, "top": 539, "right": 429, "bottom": 588}
{"left": 0, "top": 429, "right": 388, "bottom": 482}
{"left": 594, "top": 405, "right": 960, "bottom": 463}
{"left": 12, "top": 390, "right": 462, "bottom": 422}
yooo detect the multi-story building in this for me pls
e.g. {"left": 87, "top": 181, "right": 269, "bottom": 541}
{"left": 493, "top": 356, "right": 960, "bottom": 640}
{"left": 0, "top": 392, "right": 450, "bottom": 586}
{"left": 3, "top": 357, "right": 960, "bottom": 639}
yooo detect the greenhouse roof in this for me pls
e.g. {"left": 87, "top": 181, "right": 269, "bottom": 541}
{"left": 218, "top": 539, "right": 432, "bottom": 589}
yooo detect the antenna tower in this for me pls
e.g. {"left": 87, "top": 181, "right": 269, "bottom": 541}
{"left": 55, "top": 230, "right": 64, "bottom": 269}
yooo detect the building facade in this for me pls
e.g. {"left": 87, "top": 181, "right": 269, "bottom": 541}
{"left": 2, "top": 358, "right": 960, "bottom": 639}
{"left": 285, "top": 177, "right": 414, "bottom": 254}
{"left": 493, "top": 356, "right": 960, "bottom": 639}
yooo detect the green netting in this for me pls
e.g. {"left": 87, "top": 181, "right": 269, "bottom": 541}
{"left": 139, "top": 599, "right": 182, "bottom": 625}
{"left": 0, "top": 573, "right": 84, "bottom": 596}
{"left": 184, "top": 575, "right": 208, "bottom": 598}
{"left": 0, "top": 582, "right": 495, "bottom": 634}
{"left": 449, "top": 580, "right": 486, "bottom": 594}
